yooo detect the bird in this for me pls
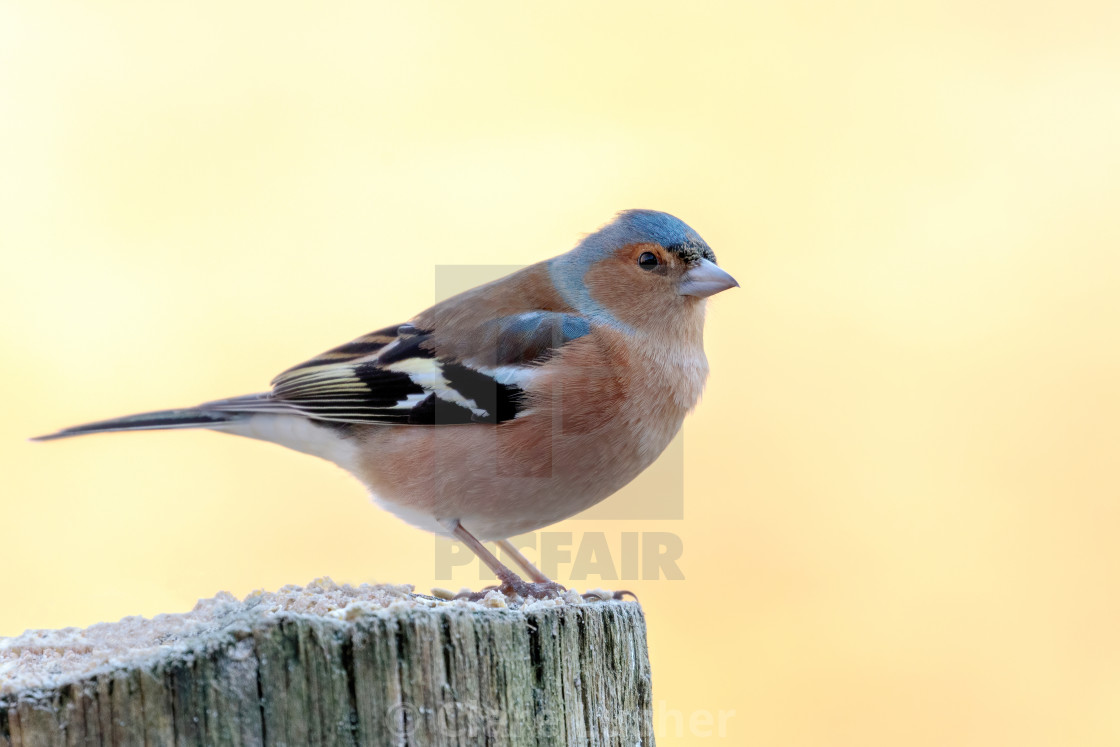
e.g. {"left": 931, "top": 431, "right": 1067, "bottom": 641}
{"left": 34, "top": 209, "right": 738, "bottom": 600}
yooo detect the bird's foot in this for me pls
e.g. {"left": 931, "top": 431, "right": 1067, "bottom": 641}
{"left": 504, "top": 579, "right": 568, "bottom": 600}
{"left": 445, "top": 583, "right": 636, "bottom": 603}
{"left": 451, "top": 580, "right": 567, "bottom": 602}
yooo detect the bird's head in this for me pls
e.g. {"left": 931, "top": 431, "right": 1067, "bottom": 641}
{"left": 549, "top": 209, "right": 738, "bottom": 333}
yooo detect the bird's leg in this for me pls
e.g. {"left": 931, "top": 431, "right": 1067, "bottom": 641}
{"left": 442, "top": 520, "right": 565, "bottom": 601}
{"left": 493, "top": 538, "right": 636, "bottom": 601}
{"left": 445, "top": 520, "right": 523, "bottom": 589}
{"left": 494, "top": 539, "right": 550, "bottom": 583}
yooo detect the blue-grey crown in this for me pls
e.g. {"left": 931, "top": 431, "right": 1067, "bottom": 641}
{"left": 584, "top": 209, "right": 716, "bottom": 264}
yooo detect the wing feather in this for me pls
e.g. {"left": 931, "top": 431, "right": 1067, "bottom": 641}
{"left": 215, "top": 313, "right": 592, "bottom": 426}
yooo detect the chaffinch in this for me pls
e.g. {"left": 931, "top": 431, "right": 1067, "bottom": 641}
{"left": 35, "top": 210, "right": 738, "bottom": 599}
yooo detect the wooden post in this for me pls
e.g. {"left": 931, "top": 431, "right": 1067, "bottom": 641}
{"left": 0, "top": 581, "right": 653, "bottom": 746}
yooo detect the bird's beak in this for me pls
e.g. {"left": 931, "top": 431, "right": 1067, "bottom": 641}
{"left": 678, "top": 258, "right": 739, "bottom": 297}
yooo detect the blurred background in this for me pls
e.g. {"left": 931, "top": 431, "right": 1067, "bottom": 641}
{"left": 3, "top": 2, "right": 1119, "bottom": 744}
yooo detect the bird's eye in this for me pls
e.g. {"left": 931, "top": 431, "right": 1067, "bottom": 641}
{"left": 638, "top": 252, "right": 659, "bottom": 270}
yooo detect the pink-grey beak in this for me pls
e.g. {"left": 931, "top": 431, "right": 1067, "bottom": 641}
{"left": 678, "top": 258, "right": 739, "bottom": 298}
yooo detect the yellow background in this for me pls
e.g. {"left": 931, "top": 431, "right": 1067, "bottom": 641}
{"left": 3, "top": 2, "right": 1120, "bottom": 744}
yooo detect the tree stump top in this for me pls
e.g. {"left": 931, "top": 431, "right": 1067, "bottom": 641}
{"left": 1, "top": 580, "right": 653, "bottom": 745}
{"left": 2, "top": 579, "right": 428, "bottom": 697}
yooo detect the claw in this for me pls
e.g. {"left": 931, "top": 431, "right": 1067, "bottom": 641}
{"left": 451, "top": 581, "right": 637, "bottom": 604}
{"left": 508, "top": 580, "right": 567, "bottom": 600}
{"left": 454, "top": 580, "right": 567, "bottom": 602}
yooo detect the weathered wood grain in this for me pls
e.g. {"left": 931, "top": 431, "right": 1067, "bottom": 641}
{"left": 1, "top": 596, "right": 653, "bottom": 746}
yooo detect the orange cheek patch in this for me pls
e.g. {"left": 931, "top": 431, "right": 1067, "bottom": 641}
{"left": 583, "top": 244, "right": 674, "bottom": 329}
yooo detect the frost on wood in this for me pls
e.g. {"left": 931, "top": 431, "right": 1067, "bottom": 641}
{"left": 0, "top": 579, "right": 653, "bottom": 746}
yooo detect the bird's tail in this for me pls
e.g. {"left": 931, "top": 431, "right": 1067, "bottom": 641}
{"left": 31, "top": 408, "right": 248, "bottom": 442}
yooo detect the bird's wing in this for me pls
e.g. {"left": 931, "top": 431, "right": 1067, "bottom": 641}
{"left": 205, "top": 313, "right": 592, "bottom": 425}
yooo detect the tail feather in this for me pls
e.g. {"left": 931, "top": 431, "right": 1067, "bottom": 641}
{"left": 31, "top": 408, "right": 247, "bottom": 442}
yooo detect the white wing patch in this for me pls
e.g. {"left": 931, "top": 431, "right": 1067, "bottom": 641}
{"left": 382, "top": 356, "right": 488, "bottom": 417}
